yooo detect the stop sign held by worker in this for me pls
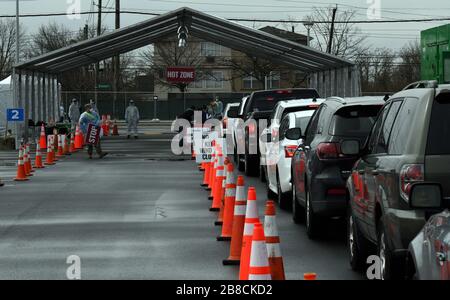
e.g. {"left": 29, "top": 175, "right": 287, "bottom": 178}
{"left": 86, "top": 124, "right": 101, "bottom": 145}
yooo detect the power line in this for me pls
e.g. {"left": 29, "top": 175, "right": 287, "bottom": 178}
{"left": 1, "top": 10, "right": 450, "bottom": 24}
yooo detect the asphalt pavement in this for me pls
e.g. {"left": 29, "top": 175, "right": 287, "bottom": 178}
{"left": 0, "top": 123, "right": 363, "bottom": 280}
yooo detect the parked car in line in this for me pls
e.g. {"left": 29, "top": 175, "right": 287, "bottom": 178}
{"left": 222, "top": 102, "right": 240, "bottom": 138}
{"left": 229, "top": 88, "right": 320, "bottom": 177}
{"left": 290, "top": 97, "right": 384, "bottom": 239}
{"left": 346, "top": 82, "right": 450, "bottom": 280}
{"left": 407, "top": 184, "right": 449, "bottom": 280}
{"left": 265, "top": 110, "right": 316, "bottom": 210}
{"left": 259, "top": 98, "right": 325, "bottom": 183}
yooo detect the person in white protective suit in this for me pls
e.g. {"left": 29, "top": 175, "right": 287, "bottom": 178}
{"left": 68, "top": 98, "right": 81, "bottom": 130}
{"left": 125, "top": 100, "right": 140, "bottom": 139}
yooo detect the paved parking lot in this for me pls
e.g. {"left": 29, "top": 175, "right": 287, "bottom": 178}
{"left": 0, "top": 126, "right": 362, "bottom": 280}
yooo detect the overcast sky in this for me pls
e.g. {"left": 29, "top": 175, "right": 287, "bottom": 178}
{"left": 1, "top": 0, "right": 450, "bottom": 52}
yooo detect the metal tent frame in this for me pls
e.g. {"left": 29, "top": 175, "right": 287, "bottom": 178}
{"left": 12, "top": 7, "right": 361, "bottom": 143}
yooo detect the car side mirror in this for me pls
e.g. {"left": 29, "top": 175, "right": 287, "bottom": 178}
{"left": 410, "top": 183, "right": 443, "bottom": 209}
{"left": 285, "top": 128, "right": 302, "bottom": 140}
{"left": 227, "top": 110, "right": 238, "bottom": 118}
{"left": 341, "top": 140, "right": 360, "bottom": 155}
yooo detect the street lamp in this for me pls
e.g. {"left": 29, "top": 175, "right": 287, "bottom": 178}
{"left": 302, "top": 21, "right": 314, "bottom": 47}
{"left": 152, "top": 95, "right": 160, "bottom": 122}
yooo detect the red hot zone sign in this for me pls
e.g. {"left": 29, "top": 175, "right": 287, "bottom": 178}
{"left": 166, "top": 67, "right": 196, "bottom": 83}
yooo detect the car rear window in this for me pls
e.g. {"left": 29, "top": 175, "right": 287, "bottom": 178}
{"left": 329, "top": 105, "right": 382, "bottom": 137}
{"left": 426, "top": 92, "right": 450, "bottom": 155}
{"left": 251, "top": 89, "right": 320, "bottom": 112}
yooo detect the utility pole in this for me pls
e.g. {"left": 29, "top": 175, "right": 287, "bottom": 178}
{"left": 95, "top": 0, "right": 102, "bottom": 105}
{"left": 113, "top": 0, "right": 120, "bottom": 119}
{"left": 327, "top": 5, "right": 337, "bottom": 54}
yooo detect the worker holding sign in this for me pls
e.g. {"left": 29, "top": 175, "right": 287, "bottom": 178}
{"left": 79, "top": 104, "right": 108, "bottom": 159}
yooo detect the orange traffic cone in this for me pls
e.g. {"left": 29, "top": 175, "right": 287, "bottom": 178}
{"left": 23, "top": 145, "right": 33, "bottom": 177}
{"left": 217, "top": 162, "right": 236, "bottom": 240}
{"left": 304, "top": 273, "right": 317, "bottom": 280}
{"left": 69, "top": 133, "right": 76, "bottom": 153}
{"left": 239, "top": 187, "right": 259, "bottom": 280}
{"left": 248, "top": 222, "right": 272, "bottom": 280}
{"left": 223, "top": 176, "right": 246, "bottom": 265}
{"left": 112, "top": 120, "right": 119, "bottom": 136}
{"left": 34, "top": 143, "right": 45, "bottom": 169}
{"left": 56, "top": 134, "right": 64, "bottom": 158}
{"left": 210, "top": 153, "right": 225, "bottom": 212}
{"left": 63, "top": 134, "right": 71, "bottom": 155}
{"left": 75, "top": 125, "right": 83, "bottom": 149}
{"left": 45, "top": 136, "right": 55, "bottom": 166}
{"left": 215, "top": 158, "right": 230, "bottom": 226}
{"left": 26, "top": 144, "right": 34, "bottom": 175}
{"left": 14, "top": 147, "right": 29, "bottom": 181}
{"left": 201, "top": 162, "right": 211, "bottom": 188}
{"left": 206, "top": 152, "right": 216, "bottom": 192}
{"left": 264, "top": 201, "right": 285, "bottom": 280}
{"left": 39, "top": 124, "right": 47, "bottom": 150}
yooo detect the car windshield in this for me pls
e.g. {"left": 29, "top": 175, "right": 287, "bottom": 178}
{"left": 251, "top": 90, "right": 320, "bottom": 112}
{"left": 426, "top": 92, "right": 450, "bottom": 155}
{"left": 329, "top": 105, "right": 382, "bottom": 137}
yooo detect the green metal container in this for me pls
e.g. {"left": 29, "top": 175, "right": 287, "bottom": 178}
{"left": 421, "top": 24, "right": 450, "bottom": 84}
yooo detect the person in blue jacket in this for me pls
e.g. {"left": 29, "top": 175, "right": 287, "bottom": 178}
{"left": 79, "top": 104, "right": 108, "bottom": 159}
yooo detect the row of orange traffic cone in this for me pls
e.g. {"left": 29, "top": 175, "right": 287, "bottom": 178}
{"left": 198, "top": 142, "right": 292, "bottom": 281}
{"left": 12, "top": 124, "right": 84, "bottom": 182}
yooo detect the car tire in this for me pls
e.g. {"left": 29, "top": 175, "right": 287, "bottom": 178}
{"left": 348, "top": 207, "right": 369, "bottom": 271}
{"left": 277, "top": 172, "right": 291, "bottom": 211}
{"left": 244, "top": 152, "right": 259, "bottom": 177}
{"left": 377, "top": 219, "right": 401, "bottom": 280}
{"left": 292, "top": 179, "right": 305, "bottom": 224}
{"left": 260, "top": 165, "right": 267, "bottom": 183}
{"left": 267, "top": 180, "right": 277, "bottom": 200}
{"left": 237, "top": 154, "right": 245, "bottom": 172}
{"left": 305, "top": 189, "right": 321, "bottom": 240}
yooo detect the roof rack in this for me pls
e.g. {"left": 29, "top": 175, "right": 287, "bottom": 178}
{"left": 402, "top": 80, "right": 438, "bottom": 91}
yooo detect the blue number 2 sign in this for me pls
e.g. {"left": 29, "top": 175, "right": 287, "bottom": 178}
{"left": 7, "top": 108, "right": 25, "bottom": 122}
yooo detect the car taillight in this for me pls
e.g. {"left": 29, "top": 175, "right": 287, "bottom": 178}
{"left": 317, "top": 143, "right": 339, "bottom": 160}
{"left": 285, "top": 145, "right": 297, "bottom": 158}
{"left": 400, "top": 164, "right": 424, "bottom": 201}
{"left": 248, "top": 123, "right": 257, "bottom": 135}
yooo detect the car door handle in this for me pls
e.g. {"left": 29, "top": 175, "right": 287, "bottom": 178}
{"left": 372, "top": 170, "right": 380, "bottom": 175}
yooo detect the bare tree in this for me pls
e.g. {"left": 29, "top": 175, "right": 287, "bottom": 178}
{"left": 307, "top": 7, "right": 367, "bottom": 60}
{"left": 0, "top": 19, "right": 24, "bottom": 80}
{"left": 395, "top": 40, "right": 421, "bottom": 88}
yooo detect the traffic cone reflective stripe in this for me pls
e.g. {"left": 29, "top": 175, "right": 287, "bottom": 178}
{"left": 63, "top": 134, "right": 70, "bottom": 155}
{"left": 223, "top": 176, "right": 246, "bottom": 265}
{"left": 34, "top": 143, "right": 45, "bottom": 169}
{"left": 218, "top": 163, "right": 236, "bottom": 240}
{"left": 264, "top": 201, "right": 285, "bottom": 280}
{"left": 70, "top": 133, "right": 76, "bottom": 153}
{"left": 248, "top": 223, "right": 271, "bottom": 280}
{"left": 39, "top": 124, "right": 47, "bottom": 150}
{"left": 239, "top": 187, "right": 259, "bottom": 280}
{"left": 15, "top": 147, "right": 29, "bottom": 181}
{"left": 23, "top": 145, "right": 33, "bottom": 177}
{"left": 26, "top": 144, "right": 34, "bottom": 174}
{"left": 215, "top": 158, "right": 230, "bottom": 225}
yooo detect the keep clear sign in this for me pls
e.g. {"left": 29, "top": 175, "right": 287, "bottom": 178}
{"left": 192, "top": 128, "right": 222, "bottom": 163}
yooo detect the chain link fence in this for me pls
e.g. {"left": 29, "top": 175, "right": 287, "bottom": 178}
{"left": 61, "top": 91, "right": 248, "bottom": 120}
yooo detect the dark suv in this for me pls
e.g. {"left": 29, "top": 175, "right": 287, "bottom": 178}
{"left": 290, "top": 97, "right": 384, "bottom": 239}
{"left": 346, "top": 83, "right": 450, "bottom": 279}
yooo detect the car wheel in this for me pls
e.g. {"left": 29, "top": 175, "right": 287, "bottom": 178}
{"left": 244, "top": 152, "right": 258, "bottom": 177}
{"left": 277, "top": 173, "right": 291, "bottom": 211}
{"left": 267, "top": 179, "right": 277, "bottom": 200}
{"left": 377, "top": 219, "right": 401, "bottom": 280}
{"left": 305, "top": 189, "right": 320, "bottom": 240}
{"left": 348, "top": 207, "right": 368, "bottom": 271}
{"left": 292, "top": 180, "right": 305, "bottom": 224}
